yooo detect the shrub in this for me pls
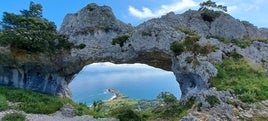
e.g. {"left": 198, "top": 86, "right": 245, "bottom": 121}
{"left": 170, "top": 41, "right": 184, "bottom": 55}
{"left": 2, "top": 112, "right": 26, "bottom": 121}
{"left": 111, "top": 35, "right": 129, "bottom": 47}
{"left": 74, "top": 43, "right": 86, "bottom": 49}
{"left": 199, "top": 44, "right": 217, "bottom": 55}
{"left": 109, "top": 105, "right": 143, "bottom": 121}
{"left": 86, "top": 4, "right": 95, "bottom": 11}
{"left": 171, "top": 35, "right": 216, "bottom": 57}
{"left": 200, "top": 9, "right": 222, "bottom": 22}
{"left": 170, "top": 35, "right": 201, "bottom": 55}
{"left": 205, "top": 95, "right": 220, "bottom": 107}
{"left": 157, "top": 92, "right": 178, "bottom": 105}
{"left": 0, "top": 95, "right": 8, "bottom": 111}
{"left": 154, "top": 97, "right": 195, "bottom": 120}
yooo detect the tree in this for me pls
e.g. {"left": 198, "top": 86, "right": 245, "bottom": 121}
{"left": 198, "top": 0, "right": 227, "bottom": 22}
{"left": 199, "top": 0, "right": 227, "bottom": 12}
{"left": 157, "top": 92, "right": 178, "bottom": 105}
{"left": 20, "top": 1, "right": 43, "bottom": 18}
{"left": 92, "top": 100, "right": 103, "bottom": 112}
{"left": 0, "top": 2, "right": 83, "bottom": 53}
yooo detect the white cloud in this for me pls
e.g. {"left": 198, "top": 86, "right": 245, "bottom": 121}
{"left": 128, "top": 0, "right": 198, "bottom": 19}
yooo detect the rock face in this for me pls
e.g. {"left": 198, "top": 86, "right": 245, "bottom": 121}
{"left": 0, "top": 47, "right": 77, "bottom": 97}
{"left": 1, "top": 3, "right": 268, "bottom": 100}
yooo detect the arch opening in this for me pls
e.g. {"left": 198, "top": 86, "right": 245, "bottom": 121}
{"left": 69, "top": 62, "right": 181, "bottom": 105}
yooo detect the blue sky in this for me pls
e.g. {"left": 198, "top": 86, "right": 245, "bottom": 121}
{"left": 0, "top": 0, "right": 267, "bottom": 29}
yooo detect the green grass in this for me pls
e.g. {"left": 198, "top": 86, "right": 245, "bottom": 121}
{"left": 205, "top": 95, "right": 220, "bottom": 107}
{"left": 175, "top": 27, "right": 197, "bottom": 36}
{"left": 0, "top": 85, "right": 103, "bottom": 117}
{"left": 232, "top": 37, "right": 268, "bottom": 48}
{"left": 209, "top": 52, "right": 268, "bottom": 103}
{"left": 0, "top": 86, "right": 64, "bottom": 114}
{"left": 0, "top": 95, "right": 8, "bottom": 111}
{"left": 207, "top": 35, "right": 268, "bottom": 48}
{"left": 2, "top": 112, "right": 26, "bottom": 121}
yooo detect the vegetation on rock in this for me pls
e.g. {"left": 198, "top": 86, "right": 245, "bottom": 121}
{"left": 0, "top": 2, "right": 85, "bottom": 53}
{"left": 205, "top": 95, "right": 220, "bottom": 107}
{"left": 207, "top": 35, "right": 268, "bottom": 48}
{"left": 210, "top": 52, "right": 268, "bottom": 103}
{"left": 171, "top": 34, "right": 216, "bottom": 56}
{"left": 2, "top": 112, "right": 26, "bottom": 121}
{"left": 111, "top": 35, "right": 129, "bottom": 47}
{"left": 109, "top": 104, "right": 143, "bottom": 121}
{"left": 0, "top": 85, "right": 102, "bottom": 117}
{"left": 0, "top": 95, "right": 8, "bottom": 111}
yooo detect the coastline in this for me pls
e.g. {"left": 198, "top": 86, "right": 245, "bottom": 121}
{"left": 107, "top": 89, "right": 128, "bottom": 100}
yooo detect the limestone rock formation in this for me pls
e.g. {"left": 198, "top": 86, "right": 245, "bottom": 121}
{"left": 1, "top": 3, "right": 268, "bottom": 102}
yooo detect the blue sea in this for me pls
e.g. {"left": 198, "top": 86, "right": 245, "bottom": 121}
{"left": 69, "top": 62, "right": 181, "bottom": 105}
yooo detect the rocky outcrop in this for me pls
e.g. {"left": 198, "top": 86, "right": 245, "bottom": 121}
{"left": 0, "top": 47, "right": 78, "bottom": 97}
{"left": 1, "top": 3, "right": 268, "bottom": 101}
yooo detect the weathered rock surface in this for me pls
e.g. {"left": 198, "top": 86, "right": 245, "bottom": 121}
{"left": 1, "top": 3, "right": 268, "bottom": 101}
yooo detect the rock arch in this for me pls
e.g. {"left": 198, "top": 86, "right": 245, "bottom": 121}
{"left": 0, "top": 4, "right": 207, "bottom": 99}
{"left": 1, "top": 3, "right": 267, "bottom": 99}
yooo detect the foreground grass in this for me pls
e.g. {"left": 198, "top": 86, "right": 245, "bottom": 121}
{"left": 210, "top": 53, "right": 268, "bottom": 103}
{"left": 0, "top": 85, "right": 104, "bottom": 117}
{"left": 2, "top": 112, "right": 26, "bottom": 121}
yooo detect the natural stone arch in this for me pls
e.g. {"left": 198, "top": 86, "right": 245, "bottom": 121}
{"left": 57, "top": 3, "right": 217, "bottom": 99}
{"left": 2, "top": 3, "right": 266, "bottom": 100}
{"left": 0, "top": 4, "right": 213, "bottom": 99}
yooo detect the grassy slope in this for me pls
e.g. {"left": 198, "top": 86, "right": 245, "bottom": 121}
{"left": 0, "top": 85, "right": 104, "bottom": 117}
{"left": 210, "top": 53, "right": 268, "bottom": 103}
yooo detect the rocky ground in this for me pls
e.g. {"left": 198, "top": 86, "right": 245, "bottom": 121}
{"left": 182, "top": 93, "right": 268, "bottom": 121}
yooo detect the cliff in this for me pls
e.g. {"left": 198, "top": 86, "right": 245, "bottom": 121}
{"left": 0, "top": 3, "right": 267, "bottom": 108}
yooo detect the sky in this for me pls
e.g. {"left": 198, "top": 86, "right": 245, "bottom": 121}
{"left": 0, "top": 0, "right": 267, "bottom": 29}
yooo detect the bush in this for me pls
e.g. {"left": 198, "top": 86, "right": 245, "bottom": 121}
{"left": 170, "top": 35, "right": 201, "bottom": 55}
{"left": 171, "top": 35, "right": 216, "bottom": 57}
{"left": 2, "top": 112, "right": 26, "bottom": 121}
{"left": 111, "top": 35, "right": 129, "bottom": 47}
{"left": 157, "top": 92, "right": 178, "bottom": 105}
{"left": 0, "top": 95, "right": 8, "bottom": 111}
{"left": 200, "top": 9, "right": 221, "bottom": 22}
{"left": 154, "top": 97, "right": 195, "bottom": 120}
{"left": 170, "top": 41, "right": 184, "bottom": 55}
{"left": 205, "top": 95, "right": 220, "bottom": 107}
{"left": 109, "top": 105, "right": 143, "bottom": 121}
{"left": 199, "top": 44, "right": 217, "bottom": 55}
